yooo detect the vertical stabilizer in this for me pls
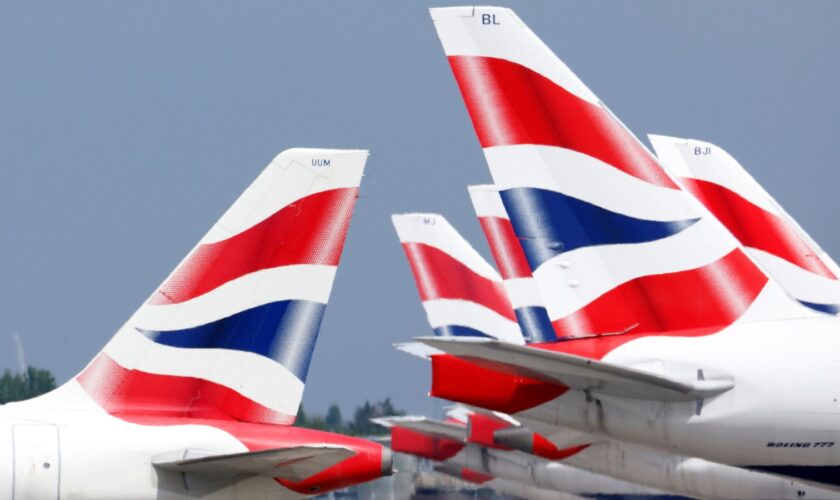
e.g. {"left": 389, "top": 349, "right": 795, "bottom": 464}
{"left": 431, "top": 6, "right": 809, "bottom": 340}
{"left": 651, "top": 134, "right": 840, "bottom": 314}
{"left": 467, "top": 185, "right": 556, "bottom": 343}
{"left": 65, "top": 148, "right": 368, "bottom": 425}
{"left": 392, "top": 213, "right": 523, "bottom": 344}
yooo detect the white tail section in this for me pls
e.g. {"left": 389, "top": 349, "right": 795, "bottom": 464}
{"left": 650, "top": 135, "right": 840, "bottom": 315}
{"left": 51, "top": 148, "right": 368, "bottom": 425}
{"left": 431, "top": 6, "right": 810, "bottom": 339}
{"left": 392, "top": 213, "right": 523, "bottom": 344}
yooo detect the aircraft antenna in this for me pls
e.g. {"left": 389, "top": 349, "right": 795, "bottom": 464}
{"left": 13, "top": 333, "right": 27, "bottom": 380}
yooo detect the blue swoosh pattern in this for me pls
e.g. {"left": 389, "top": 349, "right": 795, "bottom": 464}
{"left": 138, "top": 300, "right": 326, "bottom": 382}
{"left": 797, "top": 300, "right": 840, "bottom": 315}
{"left": 434, "top": 325, "right": 494, "bottom": 339}
{"left": 500, "top": 188, "right": 699, "bottom": 270}
{"left": 514, "top": 306, "right": 557, "bottom": 343}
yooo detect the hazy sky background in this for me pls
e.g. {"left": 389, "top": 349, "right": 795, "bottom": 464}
{"left": 2, "top": 1, "right": 839, "bottom": 418}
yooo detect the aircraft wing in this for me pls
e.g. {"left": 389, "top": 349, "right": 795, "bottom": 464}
{"left": 372, "top": 416, "right": 467, "bottom": 442}
{"left": 420, "top": 337, "right": 733, "bottom": 402}
{"left": 153, "top": 445, "right": 355, "bottom": 482}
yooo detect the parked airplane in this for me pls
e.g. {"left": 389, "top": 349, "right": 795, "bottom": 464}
{"left": 0, "top": 148, "right": 391, "bottom": 499}
{"left": 394, "top": 209, "right": 839, "bottom": 499}
{"left": 424, "top": 5, "right": 840, "bottom": 489}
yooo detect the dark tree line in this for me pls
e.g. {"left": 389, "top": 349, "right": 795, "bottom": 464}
{"left": 0, "top": 367, "right": 57, "bottom": 404}
{"left": 297, "top": 398, "right": 404, "bottom": 436}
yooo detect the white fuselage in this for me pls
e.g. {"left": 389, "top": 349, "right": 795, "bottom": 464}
{"left": 513, "top": 316, "right": 840, "bottom": 487}
{"left": 0, "top": 390, "right": 304, "bottom": 500}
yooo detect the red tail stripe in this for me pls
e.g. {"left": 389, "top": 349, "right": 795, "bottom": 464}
{"left": 478, "top": 216, "right": 533, "bottom": 279}
{"left": 681, "top": 178, "right": 836, "bottom": 279}
{"left": 150, "top": 187, "right": 359, "bottom": 305}
{"left": 401, "top": 242, "right": 517, "bottom": 322}
{"left": 551, "top": 249, "right": 768, "bottom": 339}
{"left": 77, "top": 354, "right": 294, "bottom": 425}
{"left": 448, "top": 55, "right": 676, "bottom": 189}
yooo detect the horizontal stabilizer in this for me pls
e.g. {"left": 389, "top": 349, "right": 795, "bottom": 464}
{"left": 420, "top": 337, "right": 733, "bottom": 402}
{"left": 371, "top": 416, "right": 467, "bottom": 442}
{"left": 393, "top": 341, "right": 442, "bottom": 359}
{"left": 153, "top": 445, "right": 355, "bottom": 483}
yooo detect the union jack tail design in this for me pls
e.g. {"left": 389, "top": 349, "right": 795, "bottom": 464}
{"left": 74, "top": 148, "right": 368, "bottom": 424}
{"left": 392, "top": 213, "right": 523, "bottom": 344}
{"left": 431, "top": 6, "right": 809, "bottom": 342}
{"left": 468, "top": 184, "right": 557, "bottom": 343}
{"left": 651, "top": 135, "right": 840, "bottom": 315}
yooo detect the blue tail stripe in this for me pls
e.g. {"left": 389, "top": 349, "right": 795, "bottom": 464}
{"left": 433, "top": 325, "right": 494, "bottom": 339}
{"left": 138, "top": 300, "right": 326, "bottom": 382}
{"left": 797, "top": 299, "right": 840, "bottom": 315}
{"left": 500, "top": 188, "right": 699, "bottom": 270}
{"left": 514, "top": 306, "right": 557, "bottom": 343}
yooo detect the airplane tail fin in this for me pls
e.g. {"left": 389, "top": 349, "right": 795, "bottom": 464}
{"left": 66, "top": 148, "right": 367, "bottom": 424}
{"left": 468, "top": 185, "right": 556, "bottom": 343}
{"left": 391, "top": 213, "right": 523, "bottom": 345}
{"left": 431, "top": 6, "right": 809, "bottom": 339}
{"left": 650, "top": 135, "right": 840, "bottom": 314}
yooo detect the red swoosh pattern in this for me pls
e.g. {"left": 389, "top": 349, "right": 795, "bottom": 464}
{"left": 478, "top": 216, "right": 532, "bottom": 280}
{"left": 401, "top": 242, "right": 516, "bottom": 322}
{"left": 448, "top": 55, "right": 676, "bottom": 189}
{"left": 550, "top": 248, "right": 767, "bottom": 340}
{"left": 150, "top": 187, "right": 359, "bottom": 305}
{"left": 77, "top": 354, "right": 295, "bottom": 425}
{"left": 680, "top": 178, "right": 836, "bottom": 279}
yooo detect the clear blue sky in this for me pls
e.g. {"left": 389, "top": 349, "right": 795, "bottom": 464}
{"left": 2, "top": 1, "right": 839, "bottom": 417}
